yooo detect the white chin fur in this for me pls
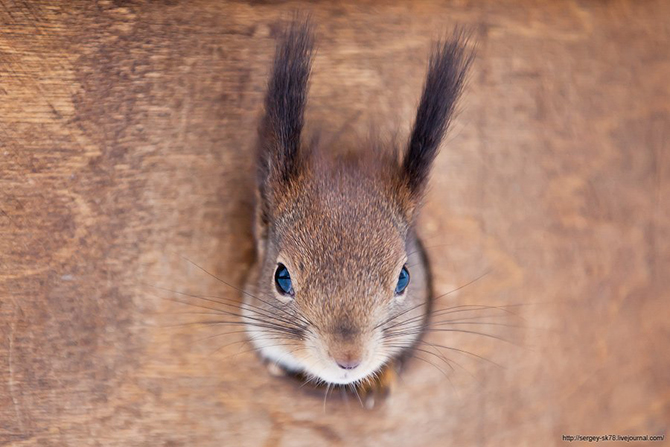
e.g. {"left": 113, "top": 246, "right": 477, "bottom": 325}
{"left": 247, "top": 330, "right": 385, "bottom": 385}
{"left": 309, "top": 364, "right": 384, "bottom": 385}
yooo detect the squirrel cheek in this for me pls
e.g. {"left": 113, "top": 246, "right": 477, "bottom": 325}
{"left": 394, "top": 287, "right": 409, "bottom": 304}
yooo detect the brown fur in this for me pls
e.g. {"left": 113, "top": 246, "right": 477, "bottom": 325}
{"left": 243, "top": 19, "right": 470, "bottom": 389}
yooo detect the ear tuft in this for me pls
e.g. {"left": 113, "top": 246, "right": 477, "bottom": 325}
{"left": 257, "top": 18, "right": 315, "bottom": 213}
{"left": 402, "top": 29, "right": 474, "bottom": 198}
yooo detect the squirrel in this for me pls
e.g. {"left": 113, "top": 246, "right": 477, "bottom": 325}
{"left": 243, "top": 18, "right": 472, "bottom": 404}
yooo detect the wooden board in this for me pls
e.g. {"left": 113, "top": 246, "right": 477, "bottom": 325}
{"left": 1, "top": 1, "right": 669, "bottom": 445}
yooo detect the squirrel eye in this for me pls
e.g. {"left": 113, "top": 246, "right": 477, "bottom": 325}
{"left": 274, "top": 263, "right": 294, "bottom": 297}
{"left": 395, "top": 266, "right": 410, "bottom": 295}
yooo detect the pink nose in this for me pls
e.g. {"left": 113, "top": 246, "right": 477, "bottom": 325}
{"left": 335, "top": 358, "right": 361, "bottom": 370}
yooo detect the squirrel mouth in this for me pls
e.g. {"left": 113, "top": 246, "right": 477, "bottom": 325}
{"left": 270, "top": 360, "right": 398, "bottom": 408}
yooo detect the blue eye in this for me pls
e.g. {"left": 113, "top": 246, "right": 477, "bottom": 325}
{"left": 274, "top": 263, "right": 294, "bottom": 296}
{"left": 395, "top": 266, "right": 410, "bottom": 295}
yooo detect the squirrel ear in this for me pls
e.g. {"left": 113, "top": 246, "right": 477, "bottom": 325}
{"left": 402, "top": 30, "right": 473, "bottom": 199}
{"left": 256, "top": 19, "right": 314, "bottom": 219}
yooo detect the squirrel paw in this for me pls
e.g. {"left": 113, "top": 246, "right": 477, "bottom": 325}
{"left": 357, "top": 364, "right": 397, "bottom": 409}
{"left": 265, "top": 361, "right": 288, "bottom": 377}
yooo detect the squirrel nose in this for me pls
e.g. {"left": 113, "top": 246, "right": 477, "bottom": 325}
{"left": 335, "top": 356, "right": 361, "bottom": 370}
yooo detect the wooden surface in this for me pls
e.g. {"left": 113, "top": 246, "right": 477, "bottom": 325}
{"left": 1, "top": 1, "right": 669, "bottom": 446}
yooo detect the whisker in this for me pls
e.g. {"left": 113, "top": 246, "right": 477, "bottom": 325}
{"left": 408, "top": 354, "right": 455, "bottom": 391}
{"left": 196, "top": 329, "right": 290, "bottom": 344}
{"left": 430, "top": 303, "right": 525, "bottom": 321}
{"left": 383, "top": 321, "right": 519, "bottom": 345}
{"left": 162, "top": 312, "right": 302, "bottom": 337}
{"left": 323, "top": 383, "right": 332, "bottom": 413}
{"left": 378, "top": 271, "right": 492, "bottom": 332}
{"left": 419, "top": 344, "right": 479, "bottom": 381}
{"left": 374, "top": 296, "right": 428, "bottom": 330}
{"left": 158, "top": 296, "right": 304, "bottom": 336}
{"left": 418, "top": 341, "right": 504, "bottom": 369}
{"left": 163, "top": 319, "right": 303, "bottom": 338}
{"left": 430, "top": 321, "right": 528, "bottom": 330}
{"left": 432, "top": 270, "right": 491, "bottom": 301}
{"left": 422, "top": 328, "right": 522, "bottom": 346}
{"left": 429, "top": 313, "right": 516, "bottom": 322}
{"left": 211, "top": 341, "right": 304, "bottom": 362}
{"left": 412, "top": 347, "right": 456, "bottom": 372}
{"left": 349, "top": 383, "right": 364, "bottom": 408}
{"left": 169, "top": 252, "right": 315, "bottom": 327}
{"left": 146, "top": 282, "right": 309, "bottom": 328}
{"left": 386, "top": 303, "right": 526, "bottom": 334}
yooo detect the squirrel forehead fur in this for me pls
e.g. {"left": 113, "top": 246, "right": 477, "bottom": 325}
{"left": 268, "top": 148, "right": 411, "bottom": 307}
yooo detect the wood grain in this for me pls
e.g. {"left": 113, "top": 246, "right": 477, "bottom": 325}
{"left": 1, "top": 1, "right": 669, "bottom": 445}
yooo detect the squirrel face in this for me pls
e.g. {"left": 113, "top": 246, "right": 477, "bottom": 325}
{"left": 243, "top": 20, "right": 472, "bottom": 386}
{"left": 253, "top": 155, "right": 420, "bottom": 384}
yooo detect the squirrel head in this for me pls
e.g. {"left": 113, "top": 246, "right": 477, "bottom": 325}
{"left": 245, "top": 19, "right": 472, "bottom": 385}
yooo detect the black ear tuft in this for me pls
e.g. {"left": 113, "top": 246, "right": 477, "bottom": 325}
{"left": 257, "top": 18, "right": 314, "bottom": 204}
{"left": 403, "top": 29, "right": 474, "bottom": 198}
